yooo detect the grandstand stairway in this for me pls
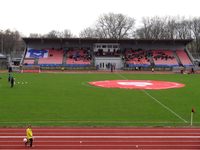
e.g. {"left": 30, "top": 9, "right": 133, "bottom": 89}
{"left": 62, "top": 50, "right": 67, "bottom": 65}
{"left": 149, "top": 56, "right": 155, "bottom": 67}
{"left": 173, "top": 51, "right": 182, "bottom": 66}
{"left": 34, "top": 58, "right": 39, "bottom": 65}
{"left": 176, "top": 50, "right": 193, "bottom": 66}
{"left": 185, "top": 49, "right": 194, "bottom": 65}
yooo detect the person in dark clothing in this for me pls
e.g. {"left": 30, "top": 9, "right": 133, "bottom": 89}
{"left": 191, "top": 67, "right": 195, "bottom": 74}
{"left": 8, "top": 73, "right": 11, "bottom": 82}
{"left": 10, "top": 77, "right": 15, "bottom": 88}
{"left": 111, "top": 64, "right": 113, "bottom": 72}
{"left": 180, "top": 69, "right": 184, "bottom": 74}
{"left": 8, "top": 66, "right": 12, "bottom": 73}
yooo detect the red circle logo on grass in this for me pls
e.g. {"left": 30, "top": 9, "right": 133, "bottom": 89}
{"left": 89, "top": 80, "right": 185, "bottom": 90}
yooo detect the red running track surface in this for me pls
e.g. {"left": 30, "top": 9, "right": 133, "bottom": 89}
{"left": 0, "top": 127, "right": 200, "bottom": 149}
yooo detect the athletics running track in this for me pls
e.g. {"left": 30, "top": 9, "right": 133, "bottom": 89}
{"left": 0, "top": 127, "right": 200, "bottom": 149}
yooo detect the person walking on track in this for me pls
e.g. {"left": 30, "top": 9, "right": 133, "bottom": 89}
{"left": 25, "top": 125, "right": 33, "bottom": 147}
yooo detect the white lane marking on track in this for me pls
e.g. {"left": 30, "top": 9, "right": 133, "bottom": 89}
{"left": 1, "top": 132, "right": 200, "bottom": 135}
{"left": 0, "top": 135, "right": 200, "bottom": 138}
{"left": 0, "top": 128, "right": 200, "bottom": 131}
{"left": 115, "top": 73, "right": 188, "bottom": 123}
{"left": 1, "top": 144, "right": 200, "bottom": 147}
{"left": 0, "top": 140, "right": 198, "bottom": 142}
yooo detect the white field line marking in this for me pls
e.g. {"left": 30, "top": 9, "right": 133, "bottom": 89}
{"left": 0, "top": 127, "right": 200, "bottom": 133}
{"left": 142, "top": 90, "right": 188, "bottom": 123}
{"left": 115, "top": 73, "right": 188, "bottom": 123}
{"left": 0, "top": 120, "right": 189, "bottom": 124}
{"left": 0, "top": 128, "right": 200, "bottom": 130}
{"left": 115, "top": 73, "right": 127, "bottom": 80}
{"left": 0, "top": 135, "right": 200, "bottom": 139}
{"left": 81, "top": 81, "right": 98, "bottom": 88}
{"left": 2, "top": 133, "right": 200, "bottom": 135}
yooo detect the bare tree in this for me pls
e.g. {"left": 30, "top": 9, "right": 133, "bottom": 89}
{"left": 79, "top": 27, "right": 105, "bottom": 38}
{"left": 190, "top": 17, "right": 200, "bottom": 54}
{"left": 135, "top": 17, "right": 152, "bottom": 39}
{"left": 136, "top": 16, "right": 170, "bottom": 39}
{"left": 0, "top": 30, "right": 3, "bottom": 54}
{"left": 97, "top": 13, "right": 135, "bottom": 39}
{"left": 136, "top": 16, "right": 193, "bottom": 40}
{"left": 45, "top": 30, "right": 62, "bottom": 38}
{"left": 29, "top": 33, "right": 43, "bottom": 38}
{"left": 29, "top": 29, "right": 73, "bottom": 38}
{"left": 175, "top": 20, "right": 192, "bottom": 39}
{"left": 79, "top": 27, "right": 97, "bottom": 38}
{"left": 0, "top": 29, "right": 24, "bottom": 55}
{"left": 79, "top": 13, "right": 135, "bottom": 39}
{"left": 163, "top": 17, "right": 177, "bottom": 39}
{"left": 190, "top": 18, "right": 200, "bottom": 40}
{"left": 62, "top": 29, "right": 73, "bottom": 38}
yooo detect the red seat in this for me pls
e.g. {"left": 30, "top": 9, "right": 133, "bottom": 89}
{"left": 38, "top": 49, "right": 64, "bottom": 64}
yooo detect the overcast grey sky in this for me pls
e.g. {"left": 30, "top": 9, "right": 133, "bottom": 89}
{"left": 0, "top": 0, "right": 199, "bottom": 36}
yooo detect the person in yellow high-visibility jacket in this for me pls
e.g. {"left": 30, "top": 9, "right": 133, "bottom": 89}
{"left": 25, "top": 125, "right": 33, "bottom": 147}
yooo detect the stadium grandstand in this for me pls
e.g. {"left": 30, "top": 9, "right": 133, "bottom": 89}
{"left": 22, "top": 38, "right": 195, "bottom": 72}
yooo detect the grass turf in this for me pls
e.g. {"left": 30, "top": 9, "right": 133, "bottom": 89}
{"left": 0, "top": 72, "right": 199, "bottom": 127}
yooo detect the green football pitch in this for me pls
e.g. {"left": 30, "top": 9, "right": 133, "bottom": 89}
{"left": 0, "top": 72, "right": 200, "bottom": 127}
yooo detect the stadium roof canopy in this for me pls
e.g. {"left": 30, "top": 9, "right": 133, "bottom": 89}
{"left": 23, "top": 38, "right": 192, "bottom": 45}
